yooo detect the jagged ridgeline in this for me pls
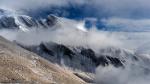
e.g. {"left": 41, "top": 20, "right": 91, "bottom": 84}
{"left": 1, "top": 8, "right": 150, "bottom": 84}
{"left": 0, "top": 10, "right": 57, "bottom": 31}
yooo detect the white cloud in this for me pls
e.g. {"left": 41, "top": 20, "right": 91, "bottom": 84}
{"left": 102, "top": 18, "right": 150, "bottom": 31}
{"left": 0, "top": 17, "right": 123, "bottom": 51}
{"left": 1, "top": 16, "right": 150, "bottom": 52}
{"left": 0, "top": 0, "right": 87, "bottom": 11}
{"left": 1, "top": 0, "right": 150, "bottom": 18}
{"left": 90, "top": 0, "right": 150, "bottom": 18}
{"left": 96, "top": 63, "right": 150, "bottom": 84}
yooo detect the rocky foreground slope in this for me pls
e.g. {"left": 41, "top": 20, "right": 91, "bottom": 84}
{"left": 0, "top": 36, "right": 86, "bottom": 84}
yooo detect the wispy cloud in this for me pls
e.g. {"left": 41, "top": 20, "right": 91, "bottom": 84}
{"left": 102, "top": 18, "right": 150, "bottom": 32}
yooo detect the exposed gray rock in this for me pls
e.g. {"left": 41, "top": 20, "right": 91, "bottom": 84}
{"left": 0, "top": 14, "right": 58, "bottom": 30}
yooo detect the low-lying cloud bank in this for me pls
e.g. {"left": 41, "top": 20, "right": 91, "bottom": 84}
{"left": 102, "top": 18, "right": 150, "bottom": 32}
{"left": 1, "top": 0, "right": 150, "bottom": 84}
{"left": 0, "top": 27, "right": 123, "bottom": 51}
{"left": 96, "top": 64, "right": 150, "bottom": 84}
{"left": 1, "top": 17, "right": 150, "bottom": 51}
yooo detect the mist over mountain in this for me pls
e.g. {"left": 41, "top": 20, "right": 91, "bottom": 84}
{"left": 1, "top": 0, "right": 150, "bottom": 84}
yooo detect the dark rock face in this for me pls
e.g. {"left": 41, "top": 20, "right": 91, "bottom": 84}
{"left": 18, "top": 16, "right": 37, "bottom": 27}
{"left": 80, "top": 48, "right": 123, "bottom": 67}
{"left": 80, "top": 49, "right": 97, "bottom": 62}
{"left": 106, "top": 56, "right": 123, "bottom": 67}
{"left": 39, "top": 42, "right": 75, "bottom": 60}
{"left": 0, "top": 14, "right": 57, "bottom": 29}
{"left": 57, "top": 44, "right": 75, "bottom": 59}
{"left": 95, "top": 56, "right": 123, "bottom": 67}
{"left": 46, "top": 15, "right": 57, "bottom": 26}
{"left": 0, "top": 16, "right": 18, "bottom": 28}
{"left": 38, "top": 19, "right": 48, "bottom": 28}
{"left": 39, "top": 43, "right": 55, "bottom": 56}
{"left": 95, "top": 56, "right": 109, "bottom": 66}
{"left": 18, "top": 41, "right": 125, "bottom": 73}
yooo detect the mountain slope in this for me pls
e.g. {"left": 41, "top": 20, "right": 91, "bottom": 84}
{"left": 0, "top": 14, "right": 57, "bottom": 31}
{"left": 2, "top": 8, "right": 150, "bottom": 84}
{"left": 0, "top": 36, "right": 86, "bottom": 84}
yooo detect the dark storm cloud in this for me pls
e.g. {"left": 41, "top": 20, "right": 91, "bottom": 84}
{"left": 0, "top": 0, "right": 150, "bottom": 18}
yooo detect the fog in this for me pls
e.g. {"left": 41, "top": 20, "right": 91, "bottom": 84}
{"left": 0, "top": 20, "right": 150, "bottom": 84}
{"left": 2, "top": 26, "right": 150, "bottom": 84}
{"left": 96, "top": 63, "right": 150, "bottom": 84}
{"left": 0, "top": 13, "right": 150, "bottom": 84}
{"left": 1, "top": 16, "right": 150, "bottom": 52}
{"left": 0, "top": 26, "right": 122, "bottom": 51}
{"left": 1, "top": 0, "right": 150, "bottom": 84}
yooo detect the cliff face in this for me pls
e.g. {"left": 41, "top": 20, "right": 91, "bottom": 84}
{"left": 1, "top": 8, "right": 150, "bottom": 84}
{"left": 20, "top": 42, "right": 125, "bottom": 73}
{"left": 0, "top": 14, "right": 57, "bottom": 31}
{"left": 0, "top": 36, "right": 86, "bottom": 84}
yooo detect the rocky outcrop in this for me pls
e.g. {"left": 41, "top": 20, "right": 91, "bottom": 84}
{"left": 19, "top": 42, "right": 126, "bottom": 74}
{"left": 0, "top": 14, "right": 58, "bottom": 30}
{"left": 0, "top": 16, "right": 18, "bottom": 29}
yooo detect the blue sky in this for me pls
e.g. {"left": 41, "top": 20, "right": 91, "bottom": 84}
{"left": 1, "top": 0, "right": 150, "bottom": 50}
{"left": 0, "top": 0, "right": 148, "bottom": 32}
{"left": 1, "top": 1, "right": 150, "bottom": 83}
{"left": 16, "top": 0, "right": 150, "bottom": 20}
{"left": 1, "top": 0, "right": 150, "bottom": 19}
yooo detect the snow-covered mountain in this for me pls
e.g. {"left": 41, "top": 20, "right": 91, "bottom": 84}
{"left": 17, "top": 40, "right": 150, "bottom": 83}
{"left": 0, "top": 15, "right": 57, "bottom": 31}
{"left": 1, "top": 8, "right": 150, "bottom": 84}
